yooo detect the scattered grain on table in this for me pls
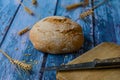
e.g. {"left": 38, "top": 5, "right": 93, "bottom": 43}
{"left": 65, "top": 55, "right": 68, "bottom": 58}
{"left": 52, "top": 63, "right": 56, "bottom": 66}
{"left": 24, "top": 54, "right": 31, "bottom": 56}
{"left": 22, "top": 41, "right": 26, "bottom": 44}
{"left": 22, "top": 60, "right": 26, "bottom": 63}
{"left": 34, "top": 60, "right": 38, "bottom": 64}
{"left": 27, "top": 46, "right": 31, "bottom": 49}
{"left": 32, "top": 0, "right": 37, "bottom": 5}
{"left": 15, "top": 48, "right": 19, "bottom": 51}
{"left": 30, "top": 59, "right": 33, "bottom": 62}
{"left": 61, "top": 63, "right": 65, "bottom": 65}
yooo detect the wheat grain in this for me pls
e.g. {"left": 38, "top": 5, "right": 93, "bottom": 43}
{"left": 32, "top": 0, "right": 37, "bottom": 5}
{"left": 34, "top": 60, "right": 38, "bottom": 64}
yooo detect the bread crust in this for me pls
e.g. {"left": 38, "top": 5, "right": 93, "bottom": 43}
{"left": 29, "top": 16, "right": 84, "bottom": 54}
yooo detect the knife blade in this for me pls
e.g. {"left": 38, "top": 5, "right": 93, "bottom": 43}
{"left": 43, "top": 57, "right": 120, "bottom": 71}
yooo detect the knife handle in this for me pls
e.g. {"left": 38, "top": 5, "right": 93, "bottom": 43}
{"left": 94, "top": 57, "right": 120, "bottom": 67}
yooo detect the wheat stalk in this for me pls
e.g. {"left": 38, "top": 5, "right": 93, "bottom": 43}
{"left": 80, "top": 0, "right": 108, "bottom": 19}
{"left": 0, "top": 49, "right": 32, "bottom": 71}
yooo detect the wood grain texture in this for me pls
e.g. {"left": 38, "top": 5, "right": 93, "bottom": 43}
{"left": 0, "top": 0, "right": 21, "bottom": 45}
{"left": 93, "top": 0, "right": 120, "bottom": 45}
{"left": 0, "top": 0, "right": 57, "bottom": 80}
{"left": 42, "top": 0, "right": 94, "bottom": 80}
{"left": 57, "top": 42, "right": 120, "bottom": 80}
{"left": 0, "top": 0, "right": 120, "bottom": 80}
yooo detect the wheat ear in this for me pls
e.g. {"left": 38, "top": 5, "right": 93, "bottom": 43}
{"left": 80, "top": 9, "right": 93, "bottom": 19}
{"left": 80, "top": 0, "right": 108, "bottom": 19}
{"left": 18, "top": 27, "right": 30, "bottom": 36}
{"left": 0, "top": 49, "right": 32, "bottom": 71}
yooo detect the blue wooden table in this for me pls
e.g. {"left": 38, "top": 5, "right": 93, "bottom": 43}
{"left": 0, "top": 0, "right": 120, "bottom": 80}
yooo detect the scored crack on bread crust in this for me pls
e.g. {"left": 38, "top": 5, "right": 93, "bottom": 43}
{"left": 29, "top": 16, "right": 84, "bottom": 54}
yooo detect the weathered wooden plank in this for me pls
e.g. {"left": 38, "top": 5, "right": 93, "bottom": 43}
{"left": 42, "top": 0, "right": 94, "bottom": 80}
{"left": 0, "top": 0, "right": 21, "bottom": 45}
{"left": 0, "top": 0, "right": 57, "bottom": 80}
{"left": 93, "top": 0, "right": 120, "bottom": 45}
{"left": 57, "top": 42, "right": 120, "bottom": 80}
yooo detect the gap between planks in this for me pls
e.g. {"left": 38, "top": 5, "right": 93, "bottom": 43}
{"left": 0, "top": 0, "right": 23, "bottom": 47}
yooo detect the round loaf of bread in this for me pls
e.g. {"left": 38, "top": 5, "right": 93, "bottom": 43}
{"left": 29, "top": 16, "right": 84, "bottom": 54}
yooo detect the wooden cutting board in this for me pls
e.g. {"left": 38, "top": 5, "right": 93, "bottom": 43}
{"left": 57, "top": 42, "right": 120, "bottom": 80}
